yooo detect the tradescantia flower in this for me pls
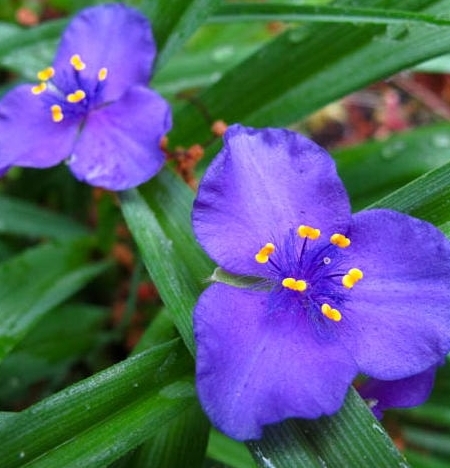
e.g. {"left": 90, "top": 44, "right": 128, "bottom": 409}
{"left": 0, "top": 4, "right": 171, "bottom": 190}
{"left": 192, "top": 124, "right": 450, "bottom": 441}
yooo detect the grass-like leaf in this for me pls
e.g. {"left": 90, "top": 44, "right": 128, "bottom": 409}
{"left": 171, "top": 0, "right": 450, "bottom": 146}
{"left": 0, "top": 241, "right": 109, "bottom": 363}
{"left": 0, "top": 339, "right": 194, "bottom": 468}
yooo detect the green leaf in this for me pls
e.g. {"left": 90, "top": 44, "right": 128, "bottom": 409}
{"left": 0, "top": 303, "right": 107, "bottom": 404}
{"left": 133, "top": 307, "right": 178, "bottom": 353}
{"left": 127, "top": 307, "right": 209, "bottom": 468}
{"left": 170, "top": 0, "right": 450, "bottom": 146}
{"left": 247, "top": 388, "right": 409, "bottom": 468}
{"left": 211, "top": 3, "right": 450, "bottom": 27}
{"left": 153, "top": 42, "right": 258, "bottom": 97}
{"left": 0, "top": 19, "right": 64, "bottom": 58}
{"left": 369, "top": 160, "right": 450, "bottom": 235}
{"left": 403, "top": 450, "right": 450, "bottom": 468}
{"left": 125, "top": 399, "right": 209, "bottom": 468}
{"left": 0, "top": 195, "right": 89, "bottom": 240}
{"left": 0, "top": 19, "right": 65, "bottom": 78}
{"left": 334, "top": 122, "right": 450, "bottom": 210}
{"left": 119, "top": 187, "right": 197, "bottom": 355}
{"left": 0, "top": 241, "right": 109, "bottom": 362}
{"left": 119, "top": 169, "right": 213, "bottom": 356}
{"left": 0, "top": 339, "right": 195, "bottom": 468}
{"left": 140, "top": 0, "right": 222, "bottom": 68}
{"left": 207, "top": 430, "right": 256, "bottom": 468}
{"left": 140, "top": 167, "right": 213, "bottom": 280}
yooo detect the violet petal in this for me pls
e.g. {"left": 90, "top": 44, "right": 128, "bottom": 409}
{"left": 345, "top": 209, "right": 450, "bottom": 379}
{"left": 194, "top": 283, "right": 358, "bottom": 441}
{"left": 53, "top": 4, "right": 155, "bottom": 101}
{"left": 193, "top": 124, "right": 351, "bottom": 276}
{"left": 0, "top": 85, "right": 78, "bottom": 172}
{"left": 69, "top": 86, "right": 171, "bottom": 190}
{"left": 359, "top": 365, "right": 438, "bottom": 419}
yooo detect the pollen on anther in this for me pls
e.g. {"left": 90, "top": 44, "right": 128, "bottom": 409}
{"left": 98, "top": 67, "right": 108, "bottom": 81}
{"left": 66, "top": 89, "right": 86, "bottom": 103}
{"left": 282, "top": 278, "right": 307, "bottom": 292}
{"left": 37, "top": 67, "right": 55, "bottom": 81}
{"left": 31, "top": 82, "right": 47, "bottom": 95}
{"left": 297, "top": 225, "right": 321, "bottom": 240}
{"left": 342, "top": 268, "right": 363, "bottom": 289}
{"left": 70, "top": 54, "right": 86, "bottom": 71}
{"left": 255, "top": 243, "right": 275, "bottom": 264}
{"left": 321, "top": 303, "right": 342, "bottom": 322}
{"left": 51, "top": 104, "right": 63, "bottom": 123}
{"left": 330, "top": 233, "right": 351, "bottom": 248}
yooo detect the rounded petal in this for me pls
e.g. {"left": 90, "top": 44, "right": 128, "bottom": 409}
{"left": 194, "top": 283, "right": 358, "bottom": 441}
{"left": 68, "top": 86, "right": 171, "bottom": 190}
{"left": 0, "top": 85, "right": 78, "bottom": 171}
{"left": 53, "top": 4, "right": 156, "bottom": 100}
{"left": 359, "top": 365, "right": 437, "bottom": 419}
{"left": 192, "top": 124, "right": 351, "bottom": 276}
{"left": 344, "top": 209, "right": 450, "bottom": 379}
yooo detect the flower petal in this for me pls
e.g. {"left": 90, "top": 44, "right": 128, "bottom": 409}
{"left": 0, "top": 85, "right": 78, "bottom": 172}
{"left": 68, "top": 86, "right": 171, "bottom": 190}
{"left": 193, "top": 124, "right": 351, "bottom": 276}
{"left": 358, "top": 365, "right": 437, "bottom": 419}
{"left": 53, "top": 4, "right": 156, "bottom": 100}
{"left": 194, "top": 283, "right": 358, "bottom": 441}
{"left": 344, "top": 209, "right": 450, "bottom": 379}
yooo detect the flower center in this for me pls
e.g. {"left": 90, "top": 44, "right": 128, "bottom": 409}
{"left": 254, "top": 224, "right": 363, "bottom": 323}
{"left": 31, "top": 54, "right": 108, "bottom": 123}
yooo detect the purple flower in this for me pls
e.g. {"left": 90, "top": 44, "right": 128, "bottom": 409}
{"left": 192, "top": 124, "right": 450, "bottom": 441}
{"left": 0, "top": 4, "right": 171, "bottom": 190}
{"left": 359, "top": 365, "right": 438, "bottom": 420}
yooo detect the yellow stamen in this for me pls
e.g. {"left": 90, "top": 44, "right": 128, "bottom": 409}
{"left": 66, "top": 89, "right": 86, "bottom": 103}
{"left": 51, "top": 104, "right": 63, "bottom": 123}
{"left": 321, "top": 303, "right": 342, "bottom": 322}
{"left": 342, "top": 268, "right": 364, "bottom": 289}
{"left": 98, "top": 67, "right": 108, "bottom": 81}
{"left": 31, "top": 82, "right": 47, "bottom": 95}
{"left": 70, "top": 54, "right": 86, "bottom": 71}
{"left": 37, "top": 66, "right": 55, "bottom": 81}
{"left": 330, "top": 233, "right": 351, "bottom": 248}
{"left": 255, "top": 243, "right": 275, "bottom": 264}
{"left": 282, "top": 278, "right": 308, "bottom": 292}
{"left": 297, "top": 225, "right": 321, "bottom": 240}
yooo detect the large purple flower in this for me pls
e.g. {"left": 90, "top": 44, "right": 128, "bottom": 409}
{"left": 192, "top": 124, "right": 450, "bottom": 441}
{"left": 0, "top": 4, "right": 171, "bottom": 190}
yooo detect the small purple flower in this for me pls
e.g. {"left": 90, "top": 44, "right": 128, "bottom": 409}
{"left": 192, "top": 124, "right": 450, "bottom": 441}
{"left": 0, "top": 4, "right": 171, "bottom": 190}
{"left": 359, "top": 365, "right": 438, "bottom": 420}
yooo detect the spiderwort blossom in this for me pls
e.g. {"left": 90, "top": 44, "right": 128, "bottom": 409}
{"left": 192, "top": 124, "right": 450, "bottom": 441}
{"left": 0, "top": 4, "right": 171, "bottom": 190}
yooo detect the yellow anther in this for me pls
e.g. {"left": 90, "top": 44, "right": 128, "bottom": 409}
{"left": 66, "top": 89, "right": 86, "bottom": 103}
{"left": 31, "top": 82, "right": 47, "bottom": 95}
{"left": 70, "top": 54, "right": 86, "bottom": 71}
{"left": 282, "top": 278, "right": 307, "bottom": 292}
{"left": 51, "top": 104, "right": 64, "bottom": 123}
{"left": 255, "top": 243, "right": 275, "bottom": 264}
{"left": 349, "top": 268, "right": 363, "bottom": 280}
{"left": 36, "top": 66, "right": 55, "bottom": 81}
{"left": 330, "top": 233, "right": 351, "bottom": 248}
{"left": 321, "top": 303, "right": 342, "bottom": 322}
{"left": 98, "top": 67, "right": 108, "bottom": 81}
{"left": 342, "top": 268, "right": 363, "bottom": 289}
{"left": 297, "top": 225, "right": 321, "bottom": 240}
